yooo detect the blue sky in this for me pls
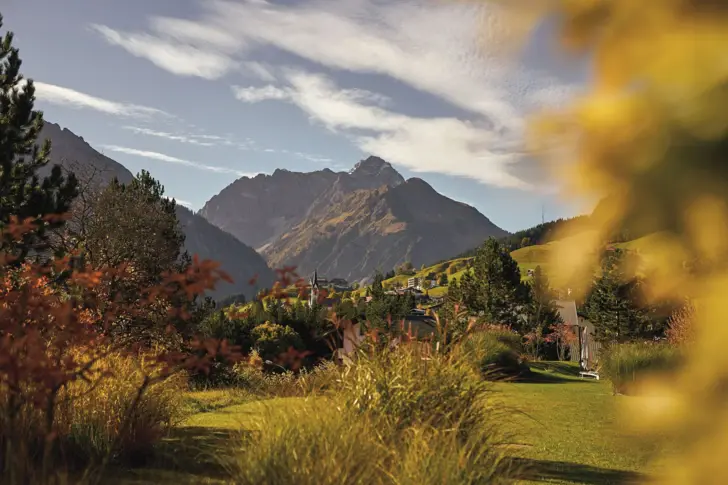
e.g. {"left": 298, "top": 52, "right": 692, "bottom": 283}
{"left": 5, "top": 0, "right": 591, "bottom": 232}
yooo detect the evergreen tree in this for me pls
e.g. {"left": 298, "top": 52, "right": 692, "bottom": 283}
{"left": 524, "top": 266, "right": 562, "bottom": 357}
{"left": 583, "top": 250, "right": 650, "bottom": 343}
{"left": 0, "top": 15, "right": 78, "bottom": 261}
{"left": 370, "top": 271, "right": 385, "bottom": 300}
{"left": 461, "top": 237, "right": 529, "bottom": 328}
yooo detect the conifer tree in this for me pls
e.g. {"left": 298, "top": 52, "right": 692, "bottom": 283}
{"left": 0, "top": 14, "right": 78, "bottom": 261}
{"left": 583, "top": 250, "right": 649, "bottom": 343}
{"left": 461, "top": 237, "right": 529, "bottom": 328}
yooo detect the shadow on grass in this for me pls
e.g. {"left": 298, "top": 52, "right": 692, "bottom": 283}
{"left": 513, "top": 458, "right": 647, "bottom": 485}
{"left": 517, "top": 362, "right": 596, "bottom": 384}
{"left": 107, "top": 426, "right": 246, "bottom": 483}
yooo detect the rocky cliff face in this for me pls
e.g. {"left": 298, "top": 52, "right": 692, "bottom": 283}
{"left": 36, "top": 121, "right": 274, "bottom": 300}
{"left": 202, "top": 157, "right": 508, "bottom": 282}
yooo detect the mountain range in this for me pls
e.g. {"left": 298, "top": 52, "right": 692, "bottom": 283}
{"left": 38, "top": 122, "right": 510, "bottom": 294}
{"left": 201, "top": 156, "right": 508, "bottom": 282}
{"left": 38, "top": 122, "right": 274, "bottom": 300}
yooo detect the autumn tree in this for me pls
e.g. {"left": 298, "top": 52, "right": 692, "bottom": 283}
{"left": 0, "top": 15, "right": 78, "bottom": 262}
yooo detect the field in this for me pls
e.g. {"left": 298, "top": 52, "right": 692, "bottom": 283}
{"left": 111, "top": 363, "right": 670, "bottom": 485}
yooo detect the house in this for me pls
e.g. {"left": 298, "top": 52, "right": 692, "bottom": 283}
{"left": 555, "top": 299, "right": 601, "bottom": 369}
{"left": 334, "top": 314, "right": 439, "bottom": 362}
{"left": 407, "top": 276, "right": 421, "bottom": 290}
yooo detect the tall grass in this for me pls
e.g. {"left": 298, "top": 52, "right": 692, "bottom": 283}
{"left": 229, "top": 343, "right": 519, "bottom": 484}
{"left": 460, "top": 329, "right": 528, "bottom": 379}
{"left": 601, "top": 342, "right": 682, "bottom": 394}
{"left": 0, "top": 350, "right": 186, "bottom": 481}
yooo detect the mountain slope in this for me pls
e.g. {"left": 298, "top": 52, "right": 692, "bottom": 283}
{"left": 37, "top": 122, "right": 273, "bottom": 300}
{"left": 200, "top": 156, "right": 404, "bottom": 251}
{"left": 203, "top": 158, "right": 509, "bottom": 282}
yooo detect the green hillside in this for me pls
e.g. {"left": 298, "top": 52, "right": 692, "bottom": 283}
{"left": 359, "top": 233, "right": 663, "bottom": 299}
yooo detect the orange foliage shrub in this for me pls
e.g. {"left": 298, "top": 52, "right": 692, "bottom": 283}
{"left": 0, "top": 215, "right": 243, "bottom": 482}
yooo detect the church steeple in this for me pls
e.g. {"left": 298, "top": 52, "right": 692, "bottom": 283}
{"left": 309, "top": 269, "right": 319, "bottom": 306}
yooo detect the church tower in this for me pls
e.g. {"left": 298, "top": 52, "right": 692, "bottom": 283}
{"left": 309, "top": 269, "right": 319, "bottom": 306}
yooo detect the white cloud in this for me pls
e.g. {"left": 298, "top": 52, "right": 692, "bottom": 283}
{"left": 122, "top": 126, "right": 217, "bottom": 146}
{"left": 243, "top": 61, "right": 277, "bottom": 82}
{"left": 33, "top": 81, "right": 171, "bottom": 119}
{"left": 238, "top": 70, "right": 528, "bottom": 188}
{"left": 168, "top": 197, "right": 193, "bottom": 208}
{"left": 90, "top": 24, "right": 238, "bottom": 80}
{"left": 232, "top": 85, "right": 290, "bottom": 103}
{"left": 91, "top": 0, "right": 584, "bottom": 188}
{"left": 99, "top": 144, "right": 259, "bottom": 177}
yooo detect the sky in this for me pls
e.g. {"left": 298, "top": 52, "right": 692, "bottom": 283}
{"left": 4, "top": 0, "right": 592, "bottom": 232}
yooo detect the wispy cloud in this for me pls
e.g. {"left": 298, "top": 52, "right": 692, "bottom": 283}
{"left": 122, "top": 126, "right": 226, "bottom": 147}
{"left": 33, "top": 81, "right": 172, "bottom": 119}
{"left": 243, "top": 61, "right": 277, "bottom": 82}
{"left": 232, "top": 85, "right": 290, "bottom": 103}
{"left": 90, "top": 23, "right": 239, "bottom": 80}
{"left": 168, "top": 197, "right": 193, "bottom": 208}
{"left": 236, "top": 70, "right": 528, "bottom": 188}
{"left": 99, "top": 144, "right": 259, "bottom": 177}
{"left": 91, "top": 0, "right": 584, "bottom": 188}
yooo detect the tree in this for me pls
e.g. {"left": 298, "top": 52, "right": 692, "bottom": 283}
{"left": 524, "top": 266, "right": 562, "bottom": 359}
{"left": 583, "top": 250, "right": 650, "bottom": 344}
{"left": 439, "top": 273, "right": 448, "bottom": 286}
{"left": 0, "top": 16, "right": 78, "bottom": 262}
{"left": 82, "top": 170, "right": 201, "bottom": 340}
{"left": 461, "top": 238, "right": 529, "bottom": 329}
{"left": 370, "top": 271, "right": 385, "bottom": 300}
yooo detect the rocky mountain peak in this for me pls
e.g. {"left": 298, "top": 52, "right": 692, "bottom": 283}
{"left": 349, "top": 155, "right": 404, "bottom": 187}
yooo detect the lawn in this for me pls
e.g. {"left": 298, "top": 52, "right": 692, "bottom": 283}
{"left": 108, "top": 362, "right": 670, "bottom": 485}
{"left": 494, "top": 362, "right": 669, "bottom": 484}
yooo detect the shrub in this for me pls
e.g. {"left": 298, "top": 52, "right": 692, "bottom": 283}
{"left": 251, "top": 322, "right": 304, "bottom": 362}
{"left": 0, "top": 349, "right": 186, "bottom": 472}
{"left": 601, "top": 341, "right": 682, "bottom": 394}
{"left": 338, "top": 344, "right": 488, "bottom": 436}
{"left": 56, "top": 350, "right": 187, "bottom": 466}
{"left": 231, "top": 356, "right": 516, "bottom": 485}
{"left": 666, "top": 300, "right": 696, "bottom": 346}
{"left": 461, "top": 329, "right": 528, "bottom": 379}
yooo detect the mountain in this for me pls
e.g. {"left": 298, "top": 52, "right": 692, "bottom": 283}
{"left": 37, "top": 122, "right": 274, "bottom": 300}
{"left": 201, "top": 157, "right": 509, "bottom": 282}
{"left": 200, "top": 156, "right": 405, "bottom": 251}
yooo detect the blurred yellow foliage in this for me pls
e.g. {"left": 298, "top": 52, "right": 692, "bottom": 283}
{"left": 468, "top": 1, "right": 728, "bottom": 483}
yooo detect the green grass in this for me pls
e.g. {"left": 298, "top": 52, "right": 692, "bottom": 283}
{"left": 495, "top": 362, "right": 670, "bottom": 484}
{"left": 109, "top": 362, "right": 672, "bottom": 485}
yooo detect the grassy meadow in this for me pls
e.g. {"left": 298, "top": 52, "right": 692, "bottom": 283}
{"left": 101, "top": 359, "right": 672, "bottom": 485}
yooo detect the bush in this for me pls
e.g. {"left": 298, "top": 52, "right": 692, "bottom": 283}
{"left": 252, "top": 322, "right": 304, "bottom": 362}
{"left": 231, "top": 349, "right": 517, "bottom": 485}
{"left": 338, "top": 344, "right": 488, "bottom": 436}
{"left": 601, "top": 341, "right": 682, "bottom": 394}
{"left": 461, "top": 330, "right": 528, "bottom": 379}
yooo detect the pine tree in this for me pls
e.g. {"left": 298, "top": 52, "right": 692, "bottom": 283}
{"left": 583, "top": 250, "right": 649, "bottom": 343}
{"left": 0, "top": 14, "right": 78, "bottom": 261}
{"left": 462, "top": 237, "right": 529, "bottom": 328}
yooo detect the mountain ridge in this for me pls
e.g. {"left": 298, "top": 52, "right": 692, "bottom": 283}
{"left": 202, "top": 156, "right": 509, "bottom": 282}
{"left": 37, "top": 121, "right": 274, "bottom": 300}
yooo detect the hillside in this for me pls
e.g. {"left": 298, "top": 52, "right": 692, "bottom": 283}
{"left": 366, "top": 232, "right": 663, "bottom": 299}
{"left": 201, "top": 157, "right": 508, "bottom": 282}
{"left": 37, "top": 122, "right": 274, "bottom": 300}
